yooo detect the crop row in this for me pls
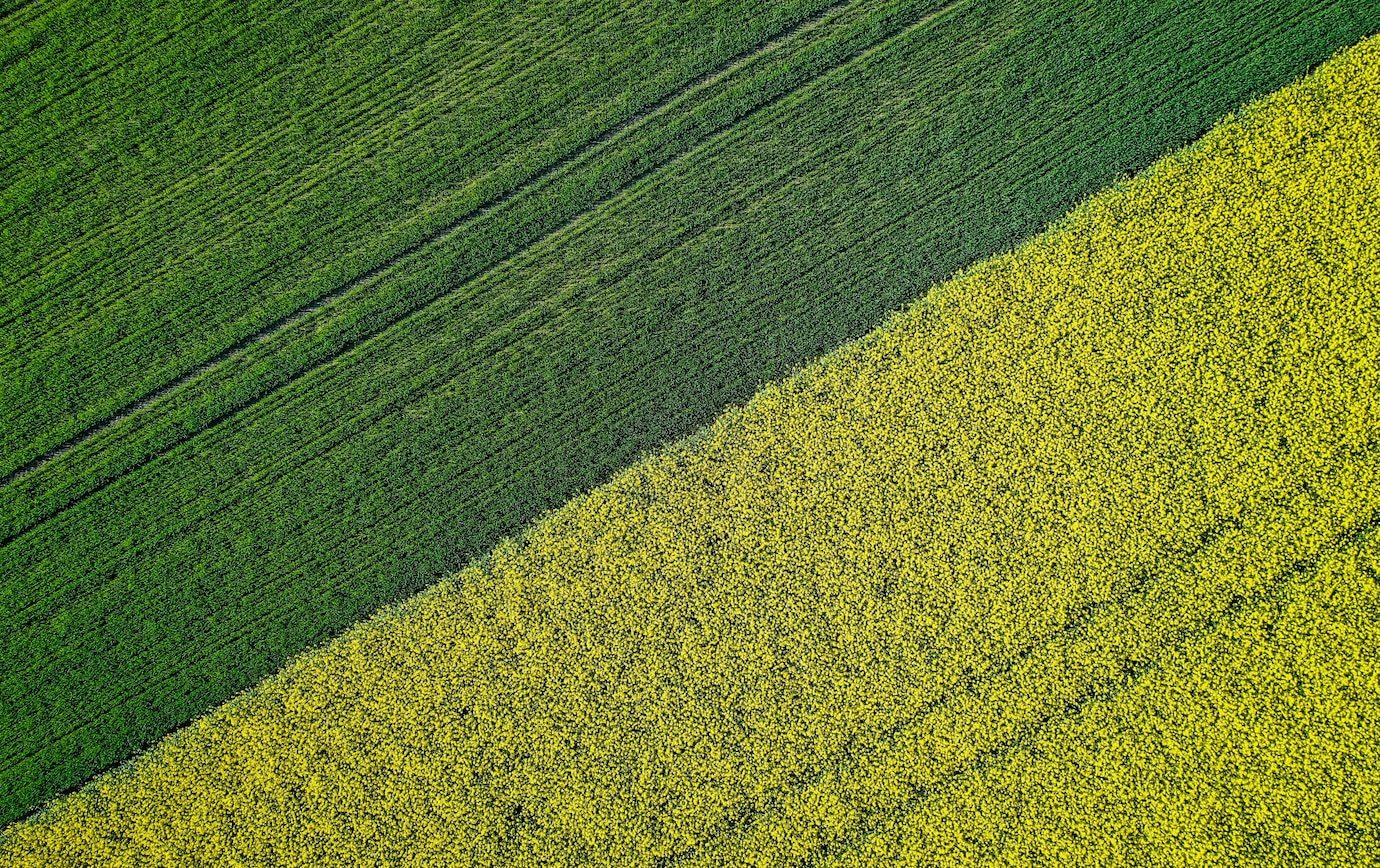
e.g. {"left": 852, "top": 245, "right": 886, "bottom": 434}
{"left": 0, "top": 0, "right": 838, "bottom": 471}
{"left": 0, "top": 0, "right": 947, "bottom": 537}
{"left": 2, "top": 29, "right": 1376, "bottom": 861}
{"left": 2, "top": 0, "right": 1374, "bottom": 826}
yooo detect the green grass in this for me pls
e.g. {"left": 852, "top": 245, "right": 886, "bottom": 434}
{"left": 1, "top": 0, "right": 1376, "bottom": 826}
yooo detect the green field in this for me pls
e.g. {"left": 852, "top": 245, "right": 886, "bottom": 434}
{"left": 2, "top": 0, "right": 1376, "bottom": 826}
{"left": 1, "top": 0, "right": 839, "bottom": 474}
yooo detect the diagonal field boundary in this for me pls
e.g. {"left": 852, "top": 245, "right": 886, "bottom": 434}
{"left": 0, "top": 0, "right": 976, "bottom": 781}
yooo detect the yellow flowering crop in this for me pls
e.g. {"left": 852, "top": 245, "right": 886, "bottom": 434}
{"left": 829, "top": 521, "right": 1380, "bottom": 867}
{"left": 3, "top": 32, "right": 1378, "bottom": 868}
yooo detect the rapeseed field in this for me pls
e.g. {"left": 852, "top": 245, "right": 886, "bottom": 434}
{"left": 2, "top": 26, "right": 1377, "bottom": 868}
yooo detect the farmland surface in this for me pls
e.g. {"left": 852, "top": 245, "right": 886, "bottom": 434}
{"left": 3, "top": 0, "right": 1378, "bottom": 825}
{"left": 3, "top": 31, "right": 1376, "bottom": 864}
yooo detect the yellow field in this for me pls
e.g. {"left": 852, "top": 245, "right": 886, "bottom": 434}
{"left": 830, "top": 525, "right": 1380, "bottom": 866}
{"left": 3, "top": 33, "right": 1378, "bottom": 868}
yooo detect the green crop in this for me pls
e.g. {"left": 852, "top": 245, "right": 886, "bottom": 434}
{"left": 3, "top": 28, "right": 1375, "bottom": 864}
{"left": 1, "top": 0, "right": 838, "bottom": 473}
